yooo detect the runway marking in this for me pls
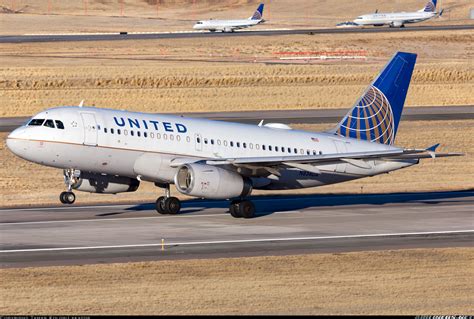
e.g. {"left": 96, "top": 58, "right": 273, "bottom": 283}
{"left": 1, "top": 230, "right": 472, "bottom": 253}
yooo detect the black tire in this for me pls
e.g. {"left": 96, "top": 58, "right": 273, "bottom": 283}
{"left": 229, "top": 202, "right": 242, "bottom": 218}
{"left": 239, "top": 200, "right": 255, "bottom": 219}
{"left": 165, "top": 197, "right": 181, "bottom": 215}
{"left": 62, "top": 192, "right": 75, "bottom": 204}
{"left": 59, "top": 192, "right": 67, "bottom": 204}
{"left": 155, "top": 196, "right": 167, "bottom": 214}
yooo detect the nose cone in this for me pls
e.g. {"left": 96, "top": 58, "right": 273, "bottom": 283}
{"left": 193, "top": 24, "right": 199, "bottom": 29}
{"left": 6, "top": 127, "right": 28, "bottom": 157}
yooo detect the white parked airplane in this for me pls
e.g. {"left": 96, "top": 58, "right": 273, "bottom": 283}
{"left": 353, "top": 0, "right": 443, "bottom": 28}
{"left": 7, "top": 52, "right": 461, "bottom": 218}
{"left": 193, "top": 3, "right": 264, "bottom": 32}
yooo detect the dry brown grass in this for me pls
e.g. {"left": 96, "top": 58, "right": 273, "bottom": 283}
{"left": 0, "top": 247, "right": 472, "bottom": 314}
{"left": 1, "top": 119, "right": 472, "bottom": 208}
{"left": 0, "top": 30, "right": 473, "bottom": 117}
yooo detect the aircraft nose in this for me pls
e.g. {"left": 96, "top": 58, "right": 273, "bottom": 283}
{"left": 6, "top": 127, "right": 28, "bottom": 156}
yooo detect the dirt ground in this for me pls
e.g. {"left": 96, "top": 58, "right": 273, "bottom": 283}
{"left": 0, "top": 0, "right": 472, "bottom": 35}
{"left": 1, "top": 30, "right": 473, "bottom": 117}
{"left": 1, "top": 119, "right": 472, "bottom": 208}
{"left": 0, "top": 247, "right": 472, "bottom": 314}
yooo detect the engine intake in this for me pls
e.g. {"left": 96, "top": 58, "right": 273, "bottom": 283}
{"left": 72, "top": 172, "right": 140, "bottom": 194}
{"left": 174, "top": 163, "right": 252, "bottom": 199}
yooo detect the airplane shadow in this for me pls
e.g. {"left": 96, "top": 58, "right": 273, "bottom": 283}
{"left": 121, "top": 189, "right": 474, "bottom": 218}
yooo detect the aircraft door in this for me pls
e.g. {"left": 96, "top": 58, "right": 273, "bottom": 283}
{"left": 333, "top": 140, "right": 348, "bottom": 173}
{"left": 195, "top": 133, "right": 202, "bottom": 152}
{"left": 80, "top": 112, "right": 98, "bottom": 146}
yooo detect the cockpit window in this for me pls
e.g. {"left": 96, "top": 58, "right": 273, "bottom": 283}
{"left": 28, "top": 119, "right": 45, "bottom": 126}
{"left": 196, "top": 21, "right": 203, "bottom": 24}
{"left": 55, "top": 120, "right": 65, "bottom": 129}
{"left": 44, "top": 119, "right": 55, "bottom": 128}
{"left": 357, "top": 16, "right": 363, "bottom": 19}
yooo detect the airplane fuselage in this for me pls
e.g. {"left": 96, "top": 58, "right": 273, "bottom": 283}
{"left": 354, "top": 11, "right": 436, "bottom": 27}
{"left": 6, "top": 106, "right": 415, "bottom": 191}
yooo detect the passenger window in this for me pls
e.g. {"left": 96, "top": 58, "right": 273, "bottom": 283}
{"left": 268, "top": 146, "right": 272, "bottom": 151}
{"left": 230, "top": 141, "right": 234, "bottom": 147}
{"left": 256, "top": 144, "right": 260, "bottom": 150}
{"left": 130, "top": 130, "right": 133, "bottom": 136}
{"left": 288, "top": 147, "right": 291, "bottom": 153}
{"left": 275, "top": 146, "right": 279, "bottom": 152}
{"left": 300, "top": 149, "right": 304, "bottom": 155}
{"left": 157, "top": 133, "right": 161, "bottom": 139}
{"left": 124, "top": 130, "right": 128, "bottom": 136}
{"left": 243, "top": 142, "right": 247, "bottom": 148}
{"left": 294, "top": 148, "right": 297, "bottom": 154}
{"left": 117, "top": 129, "right": 121, "bottom": 135}
{"left": 150, "top": 132, "right": 155, "bottom": 138}
{"left": 55, "top": 120, "right": 65, "bottom": 129}
{"left": 28, "top": 119, "right": 45, "bottom": 126}
{"left": 104, "top": 128, "right": 108, "bottom": 133}
{"left": 197, "top": 137, "right": 201, "bottom": 143}
{"left": 236, "top": 142, "right": 240, "bottom": 148}
{"left": 186, "top": 136, "right": 190, "bottom": 142}
{"left": 262, "top": 145, "right": 265, "bottom": 151}
{"left": 211, "top": 139, "right": 214, "bottom": 145}
{"left": 224, "top": 140, "right": 228, "bottom": 146}
{"left": 144, "top": 132, "right": 148, "bottom": 138}
{"left": 204, "top": 138, "right": 208, "bottom": 144}
{"left": 163, "top": 134, "right": 168, "bottom": 140}
{"left": 137, "top": 131, "right": 141, "bottom": 137}
{"left": 111, "top": 128, "right": 115, "bottom": 134}
{"left": 313, "top": 150, "right": 317, "bottom": 155}
{"left": 170, "top": 134, "right": 174, "bottom": 141}
{"left": 217, "top": 140, "right": 221, "bottom": 145}
{"left": 177, "top": 135, "right": 181, "bottom": 142}
{"left": 249, "top": 143, "right": 253, "bottom": 149}
{"left": 307, "top": 150, "right": 310, "bottom": 155}
{"left": 44, "top": 119, "right": 55, "bottom": 128}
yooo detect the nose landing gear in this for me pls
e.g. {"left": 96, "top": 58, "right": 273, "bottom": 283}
{"left": 60, "top": 168, "right": 79, "bottom": 205}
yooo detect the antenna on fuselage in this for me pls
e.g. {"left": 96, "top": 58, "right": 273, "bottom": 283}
{"left": 258, "top": 119, "right": 264, "bottom": 127}
{"left": 78, "top": 100, "right": 84, "bottom": 107}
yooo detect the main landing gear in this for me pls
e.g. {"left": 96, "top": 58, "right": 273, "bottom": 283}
{"left": 229, "top": 199, "right": 255, "bottom": 218}
{"left": 60, "top": 168, "right": 78, "bottom": 204}
{"left": 155, "top": 183, "right": 181, "bottom": 215}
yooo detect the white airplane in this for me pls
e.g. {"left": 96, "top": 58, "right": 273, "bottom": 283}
{"left": 353, "top": 0, "right": 443, "bottom": 28}
{"left": 7, "top": 52, "right": 461, "bottom": 218}
{"left": 193, "top": 3, "right": 265, "bottom": 33}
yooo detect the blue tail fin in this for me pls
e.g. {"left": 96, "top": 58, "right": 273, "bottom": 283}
{"left": 334, "top": 52, "right": 417, "bottom": 145}
{"left": 422, "top": 0, "right": 437, "bottom": 12}
{"left": 250, "top": 3, "right": 264, "bottom": 20}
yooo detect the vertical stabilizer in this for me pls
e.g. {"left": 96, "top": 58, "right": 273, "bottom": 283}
{"left": 249, "top": 3, "right": 264, "bottom": 20}
{"left": 333, "top": 52, "right": 417, "bottom": 145}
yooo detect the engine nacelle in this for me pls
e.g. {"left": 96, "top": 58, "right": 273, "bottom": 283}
{"left": 72, "top": 173, "right": 140, "bottom": 194}
{"left": 174, "top": 163, "right": 252, "bottom": 199}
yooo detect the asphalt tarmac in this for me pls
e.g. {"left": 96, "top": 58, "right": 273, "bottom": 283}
{"left": 1, "top": 25, "right": 473, "bottom": 43}
{"left": 1, "top": 190, "right": 472, "bottom": 268}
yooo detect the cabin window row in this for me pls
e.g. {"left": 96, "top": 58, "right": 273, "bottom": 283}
{"left": 196, "top": 137, "right": 323, "bottom": 155}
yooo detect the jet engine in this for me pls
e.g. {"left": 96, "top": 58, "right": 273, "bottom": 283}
{"left": 174, "top": 163, "right": 252, "bottom": 199}
{"left": 72, "top": 172, "right": 140, "bottom": 194}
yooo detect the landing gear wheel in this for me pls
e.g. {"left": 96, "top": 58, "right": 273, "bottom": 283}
{"left": 155, "top": 196, "right": 167, "bottom": 214}
{"left": 239, "top": 200, "right": 255, "bottom": 219}
{"left": 60, "top": 191, "right": 75, "bottom": 204}
{"left": 165, "top": 197, "right": 181, "bottom": 215}
{"left": 229, "top": 201, "right": 242, "bottom": 218}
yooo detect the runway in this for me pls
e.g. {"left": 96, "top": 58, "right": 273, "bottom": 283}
{"left": 1, "top": 25, "right": 473, "bottom": 43}
{"left": 1, "top": 190, "right": 473, "bottom": 268}
{"left": 1, "top": 105, "right": 473, "bottom": 132}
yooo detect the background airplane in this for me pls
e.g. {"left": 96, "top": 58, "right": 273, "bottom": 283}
{"left": 193, "top": 3, "right": 265, "bottom": 32}
{"left": 6, "top": 52, "right": 461, "bottom": 218}
{"left": 353, "top": 0, "right": 443, "bottom": 28}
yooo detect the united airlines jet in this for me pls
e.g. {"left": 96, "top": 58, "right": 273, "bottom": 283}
{"left": 6, "top": 52, "right": 461, "bottom": 218}
{"left": 193, "top": 3, "right": 264, "bottom": 33}
{"left": 353, "top": 0, "right": 443, "bottom": 28}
